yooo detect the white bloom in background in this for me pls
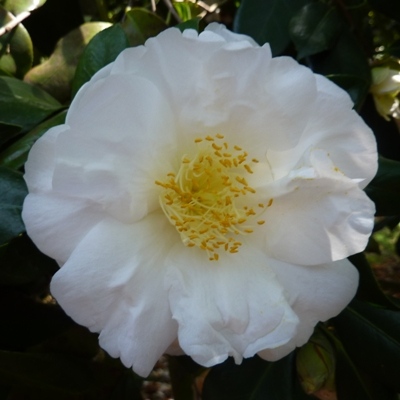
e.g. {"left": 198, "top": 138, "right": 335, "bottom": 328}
{"left": 370, "top": 66, "right": 400, "bottom": 120}
{"left": 22, "top": 23, "right": 377, "bottom": 377}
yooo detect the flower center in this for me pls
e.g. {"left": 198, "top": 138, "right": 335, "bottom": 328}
{"left": 156, "top": 134, "right": 271, "bottom": 261}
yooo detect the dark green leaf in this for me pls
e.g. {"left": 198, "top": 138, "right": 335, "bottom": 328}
{"left": 334, "top": 300, "right": 400, "bottom": 392}
{"left": 121, "top": 8, "right": 167, "bottom": 47}
{"left": 0, "top": 76, "right": 62, "bottom": 132}
{"left": 71, "top": 24, "right": 129, "bottom": 98}
{"left": 309, "top": 26, "right": 370, "bottom": 109}
{"left": 0, "top": 109, "right": 66, "bottom": 170}
{"left": 289, "top": 3, "right": 342, "bottom": 59}
{"left": 0, "top": 6, "right": 33, "bottom": 78}
{"left": 24, "top": 22, "right": 111, "bottom": 103}
{"left": 0, "top": 123, "right": 21, "bottom": 146}
{"left": 203, "top": 353, "right": 312, "bottom": 400}
{"left": 0, "top": 234, "right": 57, "bottom": 285}
{"left": 234, "top": 0, "right": 308, "bottom": 54}
{"left": 0, "top": 0, "right": 46, "bottom": 14}
{"left": 0, "top": 166, "right": 27, "bottom": 245}
{"left": 176, "top": 18, "right": 201, "bottom": 33}
{"left": 365, "top": 156, "right": 400, "bottom": 216}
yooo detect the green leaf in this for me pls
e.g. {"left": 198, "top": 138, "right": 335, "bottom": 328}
{"left": 176, "top": 18, "right": 201, "bottom": 33}
{"left": 0, "top": 234, "right": 57, "bottom": 285}
{"left": 0, "top": 76, "right": 62, "bottom": 132}
{"left": 121, "top": 8, "right": 167, "bottom": 47}
{"left": 234, "top": 0, "right": 308, "bottom": 54}
{"left": 174, "top": 2, "right": 203, "bottom": 22}
{"left": 334, "top": 301, "right": 400, "bottom": 392}
{"left": 289, "top": 3, "right": 343, "bottom": 59}
{"left": 71, "top": 23, "right": 129, "bottom": 98}
{"left": 0, "top": 166, "right": 27, "bottom": 245}
{"left": 0, "top": 0, "right": 46, "bottom": 14}
{"left": 365, "top": 156, "right": 400, "bottom": 216}
{"left": 203, "top": 354, "right": 312, "bottom": 400}
{"left": 24, "top": 22, "right": 111, "bottom": 103}
{"left": 310, "top": 25, "right": 370, "bottom": 109}
{"left": 0, "top": 6, "right": 33, "bottom": 78}
{"left": 0, "top": 123, "right": 21, "bottom": 146}
{"left": 0, "top": 109, "right": 66, "bottom": 170}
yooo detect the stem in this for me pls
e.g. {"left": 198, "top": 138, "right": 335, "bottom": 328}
{"left": 162, "top": 0, "right": 182, "bottom": 23}
{"left": 0, "top": 11, "right": 31, "bottom": 37}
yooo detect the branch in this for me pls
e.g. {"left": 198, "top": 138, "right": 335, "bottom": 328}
{"left": 0, "top": 11, "right": 31, "bottom": 37}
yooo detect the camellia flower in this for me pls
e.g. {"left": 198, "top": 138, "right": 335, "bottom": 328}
{"left": 22, "top": 23, "right": 377, "bottom": 377}
{"left": 370, "top": 65, "right": 400, "bottom": 120}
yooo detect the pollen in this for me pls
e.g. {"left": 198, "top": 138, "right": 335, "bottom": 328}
{"left": 156, "top": 134, "right": 269, "bottom": 261}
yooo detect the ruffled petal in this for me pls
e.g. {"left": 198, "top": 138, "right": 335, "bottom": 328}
{"left": 53, "top": 73, "right": 177, "bottom": 222}
{"left": 258, "top": 258, "right": 358, "bottom": 361}
{"left": 253, "top": 149, "right": 375, "bottom": 265}
{"left": 51, "top": 212, "right": 179, "bottom": 377}
{"left": 164, "top": 244, "right": 299, "bottom": 367}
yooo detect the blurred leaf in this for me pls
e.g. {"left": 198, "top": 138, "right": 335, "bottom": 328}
{"left": 0, "top": 122, "right": 21, "bottom": 146}
{"left": 289, "top": 2, "right": 342, "bottom": 59}
{"left": 122, "top": 8, "right": 167, "bottom": 47}
{"left": 71, "top": 23, "right": 129, "bottom": 98}
{"left": 203, "top": 353, "right": 312, "bottom": 400}
{"left": 0, "top": 166, "right": 27, "bottom": 245}
{"left": 0, "top": 234, "right": 57, "bottom": 285}
{"left": 0, "top": 6, "right": 33, "bottom": 78}
{"left": 24, "top": 22, "right": 111, "bottom": 103}
{"left": 350, "top": 253, "right": 399, "bottom": 310}
{"left": 0, "top": 76, "right": 62, "bottom": 132}
{"left": 234, "top": 0, "right": 308, "bottom": 54}
{"left": 174, "top": 1, "right": 203, "bottom": 22}
{"left": 365, "top": 156, "right": 400, "bottom": 216}
{"left": 369, "top": 0, "right": 400, "bottom": 24}
{"left": 0, "top": 109, "right": 66, "bottom": 169}
{"left": 0, "top": 0, "right": 46, "bottom": 14}
{"left": 334, "top": 300, "right": 400, "bottom": 392}
{"left": 176, "top": 18, "right": 201, "bottom": 33}
{"left": 310, "top": 25, "right": 370, "bottom": 109}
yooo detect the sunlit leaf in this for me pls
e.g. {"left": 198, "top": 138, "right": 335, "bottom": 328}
{"left": 234, "top": 0, "right": 308, "bottom": 54}
{"left": 0, "top": 110, "right": 66, "bottom": 169}
{"left": 71, "top": 23, "right": 129, "bottom": 98}
{"left": 289, "top": 2, "right": 342, "bottom": 59}
{"left": 0, "top": 76, "right": 62, "bottom": 132}
{"left": 122, "top": 8, "right": 167, "bottom": 47}
{"left": 0, "top": 6, "right": 33, "bottom": 78}
{"left": 24, "top": 22, "right": 111, "bottom": 103}
{"left": 174, "top": 1, "right": 203, "bottom": 22}
{"left": 0, "top": 166, "right": 27, "bottom": 245}
{"left": 0, "top": 0, "right": 46, "bottom": 14}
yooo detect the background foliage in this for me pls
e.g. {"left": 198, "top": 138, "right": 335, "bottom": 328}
{"left": 1, "top": 0, "right": 400, "bottom": 399}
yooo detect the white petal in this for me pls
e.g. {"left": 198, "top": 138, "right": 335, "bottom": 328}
{"left": 53, "top": 73, "right": 177, "bottom": 222}
{"left": 258, "top": 258, "right": 358, "bottom": 361}
{"left": 22, "top": 193, "right": 102, "bottom": 264}
{"left": 51, "top": 212, "right": 179, "bottom": 377}
{"left": 204, "top": 23, "right": 259, "bottom": 47}
{"left": 254, "top": 149, "right": 375, "bottom": 265}
{"left": 164, "top": 244, "right": 299, "bottom": 367}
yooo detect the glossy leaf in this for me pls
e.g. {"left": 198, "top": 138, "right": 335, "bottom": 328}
{"left": 203, "top": 354, "right": 312, "bottom": 400}
{"left": 122, "top": 8, "right": 167, "bottom": 47}
{"left": 234, "top": 0, "right": 308, "bottom": 54}
{"left": 289, "top": 2, "right": 342, "bottom": 59}
{"left": 0, "top": 110, "right": 66, "bottom": 170}
{"left": 24, "top": 22, "right": 111, "bottom": 103}
{"left": 0, "top": 76, "right": 62, "bottom": 132}
{"left": 0, "top": 6, "right": 33, "bottom": 78}
{"left": 71, "top": 23, "right": 129, "bottom": 98}
{"left": 0, "top": 0, "right": 46, "bottom": 14}
{"left": 334, "top": 301, "right": 400, "bottom": 392}
{"left": 365, "top": 156, "right": 400, "bottom": 216}
{"left": 0, "top": 167, "right": 27, "bottom": 245}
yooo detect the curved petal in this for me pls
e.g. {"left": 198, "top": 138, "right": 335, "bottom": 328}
{"left": 53, "top": 73, "right": 177, "bottom": 223}
{"left": 51, "top": 212, "right": 179, "bottom": 377}
{"left": 253, "top": 149, "right": 375, "bottom": 265}
{"left": 164, "top": 244, "right": 299, "bottom": 367}
{"left": 258, "top": 258, "right": 358, "bottom": 361}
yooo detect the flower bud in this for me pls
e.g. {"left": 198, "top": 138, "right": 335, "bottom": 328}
{"left": 296, "top": 331, "right": 336, "bottom": 399}
{"left": 370, "top": 65, "right": 400, "bottom": 120}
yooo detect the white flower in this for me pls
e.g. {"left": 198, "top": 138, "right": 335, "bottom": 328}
{"left": 22, "top": 23, "right": 377, "bottom": 377}
{"left": 370, "top": 66, "right": 400, "bottom": 120}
